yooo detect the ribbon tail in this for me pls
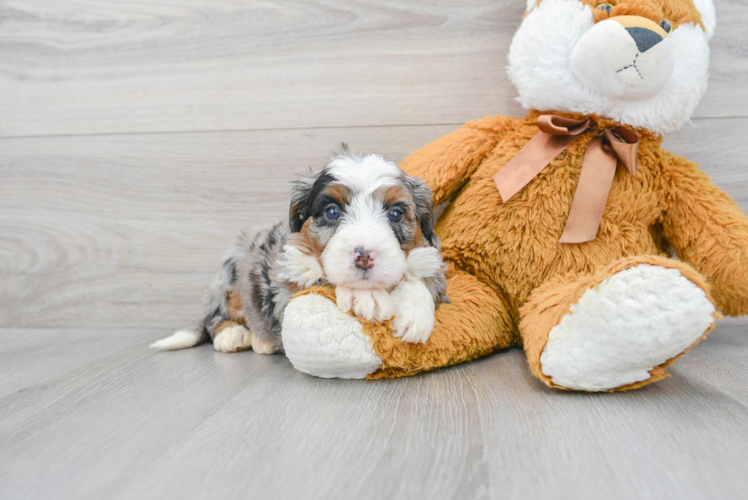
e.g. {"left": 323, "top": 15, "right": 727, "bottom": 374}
{"left": 605, "top": 128, "right": 639, "bottom": 176}
{"left": 559, "top": 137, "right": 618, "bottom": 244}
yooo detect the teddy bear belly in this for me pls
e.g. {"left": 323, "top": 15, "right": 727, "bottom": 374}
{"left": 434, "top": 182, "right": 666, "bottom": 307}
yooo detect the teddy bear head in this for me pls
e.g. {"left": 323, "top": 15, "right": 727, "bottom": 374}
{"left": 508, "top": 0, "right": 715, "bottom": 135}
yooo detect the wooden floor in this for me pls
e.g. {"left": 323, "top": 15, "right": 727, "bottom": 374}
{"left": 2, "top": 1, "right": 748, "bottom": 498}
{"left": 1, "top": 320, "right": 747, "bottom": 499}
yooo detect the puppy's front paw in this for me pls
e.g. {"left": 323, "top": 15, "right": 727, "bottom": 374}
{"left": 335, "top": 287, "right": 395, "bottom": 322}
{"left": 390, "top": 280, "right": 436, "bottom": 344}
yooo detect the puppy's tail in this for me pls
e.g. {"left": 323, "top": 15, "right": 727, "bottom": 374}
{"left": 150, "top": 328, "right": 207, "bottom": 350}
{"left": 151, "top": 250, "right": 241, "bottom": 351}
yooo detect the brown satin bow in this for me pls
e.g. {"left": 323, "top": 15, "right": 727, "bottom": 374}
{"left": 493, "top": 115, "right": 639, "bottom": 244}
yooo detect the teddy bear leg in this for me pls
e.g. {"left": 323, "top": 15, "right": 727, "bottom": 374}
{"left": 520, "top": 255, "right": 719, "bottom": 392}
{"left": 281, "top": 271, "right": 516, "bottom": 379}
{"left": 368, "top": 270, "right": 516, "bottom": 378}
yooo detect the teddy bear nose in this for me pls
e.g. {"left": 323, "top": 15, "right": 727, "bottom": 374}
{"left": 354, "top": 248, "right": 375, "bottom": 270}
{"left": 625, "top": 27, "right": 663, "bottom": 53}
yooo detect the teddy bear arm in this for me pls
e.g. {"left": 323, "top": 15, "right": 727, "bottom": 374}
{"left": 399, "top": 120, "right": 505, "bottom": 206}
{"left": 661, "top": 153, "right": 748, "bottom": 316}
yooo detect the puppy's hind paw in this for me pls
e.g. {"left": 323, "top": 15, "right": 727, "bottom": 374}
{"left": 213, "top": 325, "right": 253, "bottom": 353}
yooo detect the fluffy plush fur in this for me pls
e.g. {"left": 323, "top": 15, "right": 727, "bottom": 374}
{"left": 152, "top": 148, "right": 448, "bottom": 353}
{"left": 280, "top": 0, "right": 748, "bottom": 391}
{"left": 510, "top": 0, "right": 711, "bottom": 135}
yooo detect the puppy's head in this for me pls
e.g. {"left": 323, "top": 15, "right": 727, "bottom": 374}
{"left": 288, "top": 146, "right": 437, "bottom": 290}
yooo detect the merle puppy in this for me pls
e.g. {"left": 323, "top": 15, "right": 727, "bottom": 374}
{"left": 152, "top": 147, "right": 449, "bottom": 355}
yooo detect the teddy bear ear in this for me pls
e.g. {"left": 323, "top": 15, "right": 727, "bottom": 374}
{"left": 692, "top": 0, "right": 716, "bottom": 39}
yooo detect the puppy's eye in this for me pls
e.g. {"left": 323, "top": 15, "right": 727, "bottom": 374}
{"left": 388, "top": 208, "right": 403, "bottom": 223}
{"left": 660, "top": 19, "right": 672, "bottom": 33}
{"left": 325, "top": 205, "right": 340, "bottom": 220}
{"left": 596, "top": 3, "right": 612, "bottom": 13}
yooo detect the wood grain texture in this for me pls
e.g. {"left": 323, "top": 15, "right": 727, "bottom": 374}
{"left": 0, "top": 321, "right": 746, "bottom": 500}
{"left": 2, "top": 118, "right": 747, "bottom": 328}
{"left": 1, "top": 0, "right": 747, "bottom": 138}
{"left": 1, "top": 1, "right": 748, "bottom": 499}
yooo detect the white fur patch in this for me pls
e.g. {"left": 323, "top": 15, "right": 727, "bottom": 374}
{"left": 326, "top": 154, "right": 401, "bottom": 195}
{"left": 692, "top": 0, "right": 716, "bottom": 39}
{"left": 390, "top": 279, "right": 436, "bottom": 344}
{"left": 150, "top": 330, "right": 202, "bottom": 350}
{"left": 540, "top": 264, "right": 715, "bottom": 391}
{"left": 335, "top": 286, "right": 395, "bottom": 322}
{"left": 213, "top": 325, "right": 253, "bottom": 353}
{"left": 280, "top": 244, "right": 324, "bottom": 288}
{"left": 282, "top": 293, "right": 383, "bottom": 379}
{"left": 405, "top": 246, "right": 445, "bottom": 280}
{"left": 508, "top": 0, "right": 711, "bottom": 134}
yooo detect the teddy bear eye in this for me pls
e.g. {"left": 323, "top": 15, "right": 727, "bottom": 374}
{"left": 660, "top": 19, "right": 672, "bottom": 33}
{"left": 596, "top": 3, "right": 613, "bottom": 14}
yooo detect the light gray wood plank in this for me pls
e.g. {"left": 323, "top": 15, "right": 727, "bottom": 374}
{"left": 0, "top": 328, "right": 163, "bottom": 398}
{"left": 1, "top": 0, "right": 745, "bottom": 138}
{"left": 0, "top": 0, "right": 525, "bottom": 137}
{"left": 674, "top": 317, "right": 748, "bottom": 405}
{"left": 470, "top": 321, "right": 748, "bottom": 500}
{"left": 2, "top": 118, "right": 747, "bottom": 329}
{"left": 0, "top": 321, "right": 746, "bottom": 500}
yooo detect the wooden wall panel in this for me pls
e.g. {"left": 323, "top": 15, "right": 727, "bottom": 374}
{"left": 1, "top": 0, "right": 746, "bottom": 138}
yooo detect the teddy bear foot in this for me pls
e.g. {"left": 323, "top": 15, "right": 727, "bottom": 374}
{"left": 282, "top": 292, "right": 383, "bottom": 379}
{"left": 539, "top": 263, "right": 716, "bottom": 391}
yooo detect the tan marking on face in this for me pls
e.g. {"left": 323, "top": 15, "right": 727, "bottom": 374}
{"left": 323, "top": 183, "right": 353, "bottom": 206}
{"left": 404, "top": 226, "right": 427, "bottom": 254}
{"left": 227, "top": 289, "right": 246, "bottom": 324}
{"left": 296, "top": 219, "right": 326, "bottom": 258}
{"left": 378, "top": 185, "right": 411, "bottom": 208}
{"left": 377, "top": 184, "right": 424, "bottom": 252}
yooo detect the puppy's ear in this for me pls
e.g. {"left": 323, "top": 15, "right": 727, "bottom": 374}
{"left": 289, "top": 171, "right": 317, "bottom": 233}
{"left": 406, "top": 175, "right": 439, "bottom": 247}
{"left": 289, "top": 168, "right": 336, "bottom": 232}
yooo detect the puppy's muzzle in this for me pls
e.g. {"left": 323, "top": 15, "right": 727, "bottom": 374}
{"left": 354, "top": 247, "right": 376, "bottom": 270}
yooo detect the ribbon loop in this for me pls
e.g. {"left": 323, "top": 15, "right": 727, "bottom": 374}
{"left": 493, "top": 114, "right": 639, "bottom": 244}
{"left": 537, "top": 115, "right": 590, "bottom": 136}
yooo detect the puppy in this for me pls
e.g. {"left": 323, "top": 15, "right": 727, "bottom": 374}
{"left": 151, "top": 146, "right": 449, "bottom": 354}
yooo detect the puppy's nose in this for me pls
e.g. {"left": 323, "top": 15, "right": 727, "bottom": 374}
{"left": 354, "top": 248, "right": 376, "bottom": 270}
{"left": 612, "top": 15, "right": 668, "bottom": 53}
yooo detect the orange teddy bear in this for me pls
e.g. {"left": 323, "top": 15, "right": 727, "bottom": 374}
{"left": 281, "top": 0, "right": 748, "bottom": 391}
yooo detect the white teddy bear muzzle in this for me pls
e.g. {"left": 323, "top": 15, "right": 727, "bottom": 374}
{"left": 571, "top": 16, "right": 674, "bottom": 101}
